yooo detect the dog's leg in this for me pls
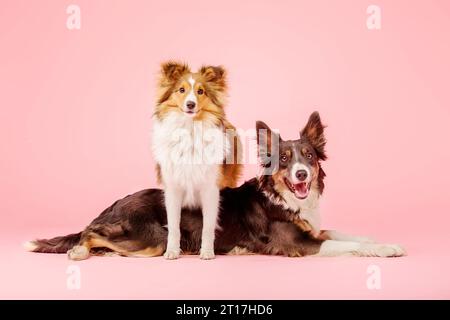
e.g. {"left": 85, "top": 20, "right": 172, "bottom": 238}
{"left": 315, "top": 240, "right": 406, "bottom": 257}
{"left": 67, "top": 231, "right": 94, "bottom": 260}
{"left": 67, "top": 244, "right": 91, "bottom": 261}
{"left": 163, "top": 185, "right": 183, "bottom": 259}
{"left": 67, "top": 233, "right": 110, "bottom": 261}
{"left": 199, "top": 184, "right": 220, "bottom": 260}
{"left": 318, "top": 230, "right": 376, "bottom": 243}
{"left": 126, "top": 245, "right": 165, "bottom": 258}
{"left": 69, "top": 234, "right": 165, "bottom": 260}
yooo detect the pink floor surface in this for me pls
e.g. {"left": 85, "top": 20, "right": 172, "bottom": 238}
{"left": 2, "top": 231, "right": 449, "bottom": 299}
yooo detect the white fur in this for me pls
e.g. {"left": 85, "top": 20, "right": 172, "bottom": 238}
{"left": 23, "top": 241, "right": 37, "bottom": 252}
{"left": 152, "top": 113, "right": 228, "bottom": 206}
{"left": 296, "top": 184, "right": 320, "bottom": 235}
{"left": 152, "top": 112, "right": 229, "bottom": 259}
{"left": 183, "top": 76, "right": 198, "bottom": 112}
{"left": 290, "top": 163, "right": 311, "bottom": 183}
{"left": 199, "top": 184, "right": 220, "bottom": 259}
{"left": 316, "top": 240, "right": 406, "bottom": 257}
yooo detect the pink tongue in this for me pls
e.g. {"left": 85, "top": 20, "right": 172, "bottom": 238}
{"left": 294, "top": 183, "right": 308, "bottom": 198}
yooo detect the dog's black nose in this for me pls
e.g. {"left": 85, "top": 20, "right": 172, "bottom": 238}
{"left": 186, "top": 101, "right": 196, "bottom": 110}
{"left": 296, "top": 170, "right": 308, "bottom": 181}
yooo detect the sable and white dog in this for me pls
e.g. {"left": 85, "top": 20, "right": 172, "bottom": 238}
{"left": 152, "top": 62, "right": 241, "bottom": 260}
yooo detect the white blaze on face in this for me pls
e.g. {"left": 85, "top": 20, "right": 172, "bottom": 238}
{"left": 184, "top": 76, "right": 197, "bottom": 112}
{"left": 289, "top": 162, "right": 311, "bottom": 200}
{"left": 291, "top": 163, "right": 311, "bottom": 184}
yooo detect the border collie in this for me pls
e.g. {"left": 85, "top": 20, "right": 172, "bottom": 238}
{"left": 152, "top": 62, "right": 242, "bottom": 259}
{"left": 24, "top": 112, "right": 405, "bottom": 259}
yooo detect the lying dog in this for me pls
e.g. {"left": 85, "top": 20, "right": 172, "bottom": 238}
{"left": 24, "top": 112, "right": 405, "bottom": 259}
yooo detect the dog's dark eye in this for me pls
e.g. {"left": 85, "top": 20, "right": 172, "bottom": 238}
{"left": 197, "top": 89, "right": 204, "bottom": 95}
{"left": 179, "top": 88, "right": 185, "bottom": 93}
{"left": 280, "top": 155, "right": 288, "bottom": 162}
{"left": 306, "top": 153, "right": 313, "bottom": 159}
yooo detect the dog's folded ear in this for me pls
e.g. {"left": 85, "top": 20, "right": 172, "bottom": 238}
{"left": 160, "top": 61, "right": 190, "bottom": 83}
{"left": 256, "top": 121, "right": 280, "bottom": 168}
{"left": 300, "top": 111, "right": 327, "bottom": 160}
{"left": 199, "top": 65, "right": 227, "bottom": 87}
{"left": 157, "top": 61, "right": 190, "bottom": 104}
{"left": 198, "top": 65, "right": 228, "bottom": 107}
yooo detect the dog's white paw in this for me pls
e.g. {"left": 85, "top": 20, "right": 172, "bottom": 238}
{"left": 67, "top": 245, "right": 89, "bottom": 261}
{"left": 377, "top": 244, "right": 407, "bottom": 257}
{"left": 164, "top": 248, "right": 180, "bottom": 260}
{"left": 360, "top": 243, "right": 406, "bottom": 257}
{"left": 199, "top": 248, "right": 215, "bottom": 260}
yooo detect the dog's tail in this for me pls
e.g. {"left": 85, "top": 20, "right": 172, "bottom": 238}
{"left": 23, "top": 232, "right": 82, "bottom": 253}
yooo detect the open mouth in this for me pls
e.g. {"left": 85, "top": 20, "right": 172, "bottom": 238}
{"left": 184, "top": 110, "right": 196, "bottom": 116}
{"left": 284, "top": 178, "right": 311, "bottom": 200}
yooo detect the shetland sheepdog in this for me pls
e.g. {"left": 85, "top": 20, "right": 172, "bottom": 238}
{"left": 152, "top": 62, "right": 242, "bottom": 259}
{"left": 24, "top": 112, "right": 405, "bottom": 260}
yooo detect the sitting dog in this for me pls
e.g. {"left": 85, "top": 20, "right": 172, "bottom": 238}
{"left": 152, "top": 61, "right": 242, "bottom": 260}
{"left": 24, "top": 112, "right": 405, "bottom": 259}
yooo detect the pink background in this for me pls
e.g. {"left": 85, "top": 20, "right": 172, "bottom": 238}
{"left": 1, "top": 0, "right": 450, "bottom": 299}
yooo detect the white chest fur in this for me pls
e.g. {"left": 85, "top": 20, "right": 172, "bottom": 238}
{"left": 273, "top": 186, "right": 322, "bottom": 233}
{"left": 152, "top": 113, "right": 228, "bottom": 207}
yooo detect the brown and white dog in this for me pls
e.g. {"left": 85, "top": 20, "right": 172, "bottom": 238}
{"left": 24, "top": 112, "right": 406, "bottom": 259}
{"left": 256, "top": 112, "right": 327, "bottom": 237}
{"left": 256, "top": 112, "right": 377, "bottom": 244}
{"left": 152, "top": 62, "right": 241, "bottom": 259}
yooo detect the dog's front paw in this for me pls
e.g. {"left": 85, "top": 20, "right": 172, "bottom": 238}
{"left": 377, "top": 244, "right": 407, "bottom": 257}
{"left": 199, "top": 248, "right": 215, "bottom": 260}
{"left": 360, "top": 243, "right": 407, "bottom": 257}
{"left": 67, "top": 245, "right": 89, "bottom": 261}
{"left": 164, "top": 248, "right": 181, "bottom": 260}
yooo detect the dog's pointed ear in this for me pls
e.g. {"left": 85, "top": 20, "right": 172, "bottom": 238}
{"left": 256, "top": 121, "right": 281, "bottom": 166}
{"left": 160, "top": 61, "right": 190, "bottom": 83}
{"left": 199, "top": 65, "right": 227, "bottom": 87}
{"left": 300, "top": 111, "right": 327, "bottom": 160}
